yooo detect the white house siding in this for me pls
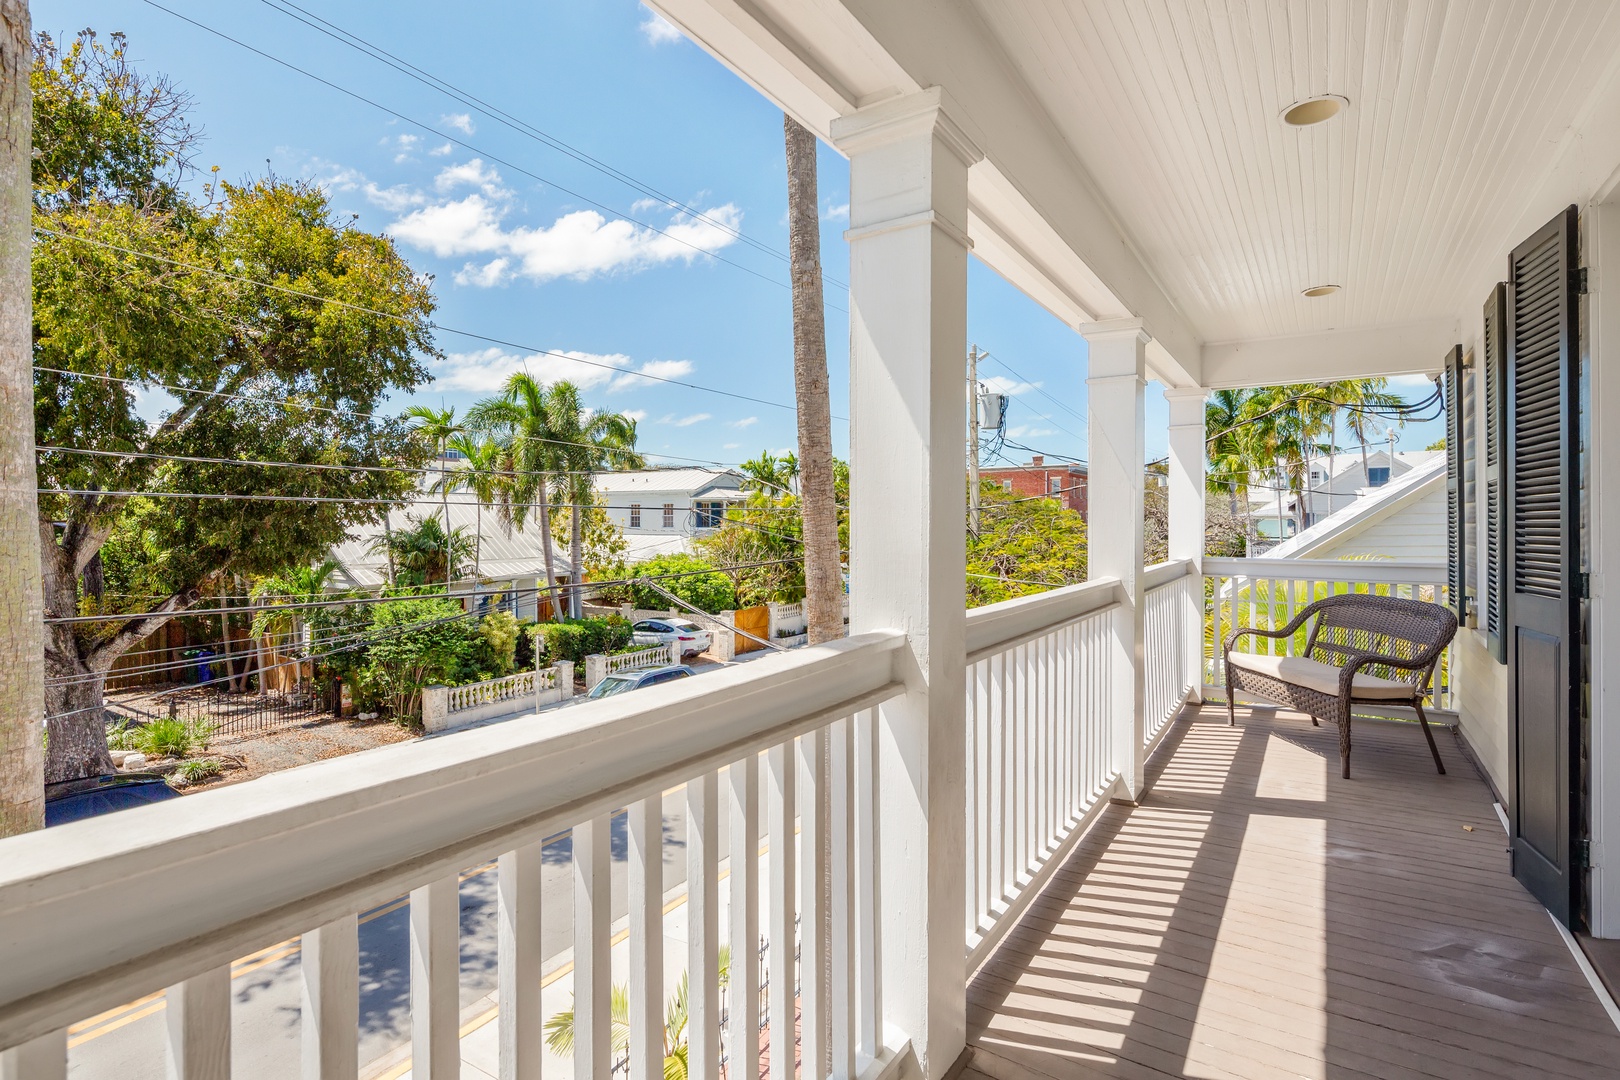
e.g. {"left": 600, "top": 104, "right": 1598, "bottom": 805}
{"left": 1453, "top": 629, "right": 1510, "bottom": 800}
{"left": 1307, "top": 485, "right": 1446, "bottom": 562}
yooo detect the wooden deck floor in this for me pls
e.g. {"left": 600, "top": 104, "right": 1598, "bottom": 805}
{"left": 964, "top": 704, "right": 1620, "bottom": 1080}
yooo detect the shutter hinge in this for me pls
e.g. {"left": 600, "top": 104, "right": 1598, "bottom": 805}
{"left": 1580, "top": 571, "right": 1593, "bottom": 599}
{"left": 1576, "top": 838, "right": 1592, "bottom": 870}
{"left": 1575, "top": 266, "right": 1589, "bottom": 295}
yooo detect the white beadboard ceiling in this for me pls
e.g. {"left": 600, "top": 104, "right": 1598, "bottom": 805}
{"left": 966, "top": 0, "right": 1620, "bottom": 344}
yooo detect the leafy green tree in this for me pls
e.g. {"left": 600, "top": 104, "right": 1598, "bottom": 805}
{"left": 32, "top": 32, "right": 437, "bottom": 780}
{"left": 357, "top": 598, "right": 482, "bottom": 721}
{"left": 694, "top": 454, "right": 848, "bottom": 607}
{"left": 249, "top": 559, "right": 339, "bottom": 695}
{"left": 967, "top": 483, "right": 1088, "bottom": 607}
{"left": 629, "top": 553, "right": 737, "bottom": 614}
{"left": 549, "top": 498, "right": 629, "bottom": 598}
{"left": 540, "top": 382, "right": 641, "bottom": 617}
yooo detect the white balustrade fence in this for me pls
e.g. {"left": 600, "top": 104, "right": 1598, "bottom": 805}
{"left": 1143, "top": 561, "right": 1201, "bottom": 749}
{"left": 963, "top": 577, "right": 1123, "bottom": 966}
{"left": 1204, "top": 557, "right": 1453, "bottom": 710}
{"left": 423, "top": 662, "right": 575, "bottom": 732}
{"left": 0, "top": 635, "right": 906, "bottom": 1080}
{"left": 445, "top": 668, "right": 550, "bottom": 714}
{"left": 606, "top": 641, "right": 679, "bottom": 676}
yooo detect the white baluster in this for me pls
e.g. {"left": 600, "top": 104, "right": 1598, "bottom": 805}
{"left": 302, "top": 915, "right": 358, "bottom": 1080}
{"left": 765, "top": 742, "right": 795, "bottom": 1080}
{"left": 687, "top": 773, "right": 720, "bottom": 1080}
{"left": 573, "top": 815, "right": 611, "bottom": 1080}
{"left": 167, "top": 965, "right": 231, "bottom": 1080}
{"left": 854, "top": 709, "right": 880, "bottom": 1062}
{"left": 410, "top": 874, "right": 460, "bottom": 1079}
{"left": 629, "top": 798, "right": 663, "bottom": 1080}
{"left": 829, "top": 715, "right": 856, "bottom": 1080}
{"left": 726, "top": 754, "right": 759, "bottom": 1076}
{"left": 796, "top": 730, "right": 828, "bottom": 1080}
{"left": 498, "top": 844, "right": 542, "bottom": 1080}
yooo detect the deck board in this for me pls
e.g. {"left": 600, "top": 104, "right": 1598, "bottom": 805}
{"left": 965, "top": 705, "right": 1620, "bottom": 1080}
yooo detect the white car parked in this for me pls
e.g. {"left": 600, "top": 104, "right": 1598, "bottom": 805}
{"left": 631, "top": 618, "right": 712, "bottom": 657}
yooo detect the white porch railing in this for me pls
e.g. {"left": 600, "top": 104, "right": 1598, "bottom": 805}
{"left": 0, "top": 635, "right": 907, "bottom": 1079}
{"left": 1203, "top": 557, "right": 1453, "bottom": 709}
{"left": 963, "top": 577, "right": 1124, "bottom": 967}
{"left": 1143, "top": 560, "right": 1201, "bottom": 748}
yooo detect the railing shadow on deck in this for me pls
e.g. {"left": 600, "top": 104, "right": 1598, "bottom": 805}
{"left": 962, "top": 704, "right": 1620, "bottom": 1080}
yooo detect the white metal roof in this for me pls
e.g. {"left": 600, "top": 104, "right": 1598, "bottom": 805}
{"left": 593, "top": 468, "right": 744, "bottom": 495}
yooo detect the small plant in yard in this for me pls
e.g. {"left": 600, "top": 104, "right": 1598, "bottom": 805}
{"left": 133, "top": 717, "right": 217, "bottom": 759}
{"left": 105, "top": 719, "right": 136, "bottom": 751}
{"left": 168, "top": 759, "right": 222, "bottom": 789}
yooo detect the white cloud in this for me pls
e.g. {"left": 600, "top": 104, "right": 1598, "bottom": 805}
{"left": 822, "top": 200, "right": 849, "bottom": 222}
{"left": 658, "top": 412, "right": 711, "bottom": 427}
{"left": 622, "top": 409, "right": 648, "bottom": 423}
{"left": 982, "top": 375, "right": 1041, "bottom": 396}
{"left": 1005, "top": 425, "right": 1056, "bottom": 439}
{"left": 434, "top": 158, "right": 509, "bottom": 198}
{"left": 430, "top": 347, "right": 637, "bottom": 393}
{"left": 309, "top": 160, "right": 428, "bottom": 213}
{"left": 723, "top": 442, "right": 741, "bottom": 450}
{"left": 389, "top": 133, "right": 421, "bottom": 164}
{"left": 640, "top": 10, "right": 684, "bottom": 45}
{"left": 429, "top": 143, "right": 454, "bottom": 157}
{"left": 729, "top": 416, "right": 759, "bottom": 428}
{"left": 390, "top": 195, "right": 745, "bottom": 285}
{"left": 441, "top": 113, "right": 476, "bottom": 135}
{"left": 453, "top": 258, "right": 511, "bottom": 288}
{"left": 611, "top": 358, "right": 693, "bottom": 392}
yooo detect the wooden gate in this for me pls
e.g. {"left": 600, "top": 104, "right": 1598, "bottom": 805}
{"left": 733, "top": 604, "right": 770, "bottom": 654}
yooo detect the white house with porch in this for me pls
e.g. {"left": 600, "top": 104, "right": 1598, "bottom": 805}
{"left": 8, "top": 3, "right": 1620, "bottom": 1080}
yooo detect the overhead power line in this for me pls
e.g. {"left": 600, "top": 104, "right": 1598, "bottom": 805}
{"left": 36, "top": 228, "right": 847, "bottom": 420}
{"left": 252, "top": 0, "right": 850, "bottom": 292}
{"left": 136, "top": 0, "right": 850, "bottom": 315}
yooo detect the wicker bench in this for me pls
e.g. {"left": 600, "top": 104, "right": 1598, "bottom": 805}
{"left": 1222, "top": 593, "right": 1458, "bottom": 779}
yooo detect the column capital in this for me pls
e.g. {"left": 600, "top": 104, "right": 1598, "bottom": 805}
{"left": 1161, "top": 385, "right": 1211, "bottom": 403}
{"left": 1078, "top": 317, "right": 1149, "bottom": 346}
{"left": 830, "top": 86, "right": 984, "bottom": 166}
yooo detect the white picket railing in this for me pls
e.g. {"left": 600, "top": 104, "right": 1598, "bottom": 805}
{"left": 606, "top": 641, "right": 678, "bottom": 676}
{"left": 1203, "top": 557, "right": 1453, "bottom": 709}
{"left": 1143, "top": 560, "right": 1200, "bottom": 749}
{"left": 963, "top": 576, "right": 1123, "bottom": 966}
{"left": 445, "top": 667, "right": 553, "bottom": 714}
{"left": 0, "top": 635, "right": 907, "bottom": 1080}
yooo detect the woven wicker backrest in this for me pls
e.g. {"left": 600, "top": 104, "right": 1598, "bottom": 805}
{"left": 1303, "top": 594, "right": 1458, "bottom": 687}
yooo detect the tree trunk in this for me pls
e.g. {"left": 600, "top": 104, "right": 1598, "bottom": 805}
{"left": 0, "top": 0, "right": 41, "bottom": 831}
{"left": 569, "top": 495, "right": 584, "bottom": 619}
{"left": 784, "top": 116, "right": 843, "bottom": 647}
{"left": 535, "top": 486, "right": 564, "bottom": 621}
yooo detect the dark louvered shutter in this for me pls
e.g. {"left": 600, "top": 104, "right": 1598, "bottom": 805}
{"left": 1443, "top": 345, "right": 1466, "bottom": 621}
{"left": 1506, "top": 204, "right": 1581, "bottom": 927}
{"left": 1483, "top": 283, "right": 1508, "bottom": 662}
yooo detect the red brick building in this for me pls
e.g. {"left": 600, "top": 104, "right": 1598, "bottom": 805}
{"left": 979, "top": 455, "right": 1088, "bottom": 517}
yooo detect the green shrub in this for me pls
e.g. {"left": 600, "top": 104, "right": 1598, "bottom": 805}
{"left": 168, "top": 758, "right": 223, "bottom": 788}
{"left": 105, "top": 719, "right": 136, "bottom": 751}
{"left": 529, "top": 615, "right": 632, "bottom": 663}
{"left": 479, "top": 610, "right": 519, "bottom": 677}
{"left": 133, "top": 717, "right": 217, "bottom": 759}
{"left": 628, "top": 554, "right": 736, "bottom": 614}
{"left": 361, "top": 598, "right": 485, "bottom": 720}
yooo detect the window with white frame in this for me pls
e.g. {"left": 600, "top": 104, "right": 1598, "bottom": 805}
{"left": 663, "top": 504, "right": 675, "bottom": 528}
{"left": 629, "top": 504, "right": 641, "bottom": 529}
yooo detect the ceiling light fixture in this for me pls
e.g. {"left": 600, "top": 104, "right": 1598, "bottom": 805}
{"left": 1302, "top": 284, "right": 1341, "bottom": 298}
{"left": 1282, "top": 95, "right": 1347, "bottom": 126}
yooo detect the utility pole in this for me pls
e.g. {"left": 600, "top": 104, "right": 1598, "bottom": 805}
{"left": 968, "top": 344, "right": 982, "bottom": 535}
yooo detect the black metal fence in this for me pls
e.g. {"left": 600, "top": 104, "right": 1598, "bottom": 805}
{"left": 108, "top": 684, "right": 326, "bottom": 738}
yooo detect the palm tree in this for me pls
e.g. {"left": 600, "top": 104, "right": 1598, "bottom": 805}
{"left": 404, "top": 405, "right": 466, "bottom": 589}
{"left": 467, "top": 374, "right": 565, "bottom": 621}
{"left": 368, "top": 515, "right": 472, "bottom": 588}
{"left": 1331, "top": 378, "right": 1406, "bottom": 482}
{"left": 432, "top": 433, "right": 506, "bottom": 596}
{"left": 540, "top": 381, "right": 642, "bottom": 618}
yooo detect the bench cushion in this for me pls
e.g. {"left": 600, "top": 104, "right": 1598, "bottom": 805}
{"left": 1228, "top": 651, "right": 1417, "bottom": 701}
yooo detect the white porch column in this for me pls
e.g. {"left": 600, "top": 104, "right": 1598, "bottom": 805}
{"left": 1083, "top": 320, "right": 1149, "bottom": 801}
{"left": 1165, "top": 386, "right": 1208, "bottom": 702}
{"left": 832, "top": 86, "right": 980, "bottom": 1079}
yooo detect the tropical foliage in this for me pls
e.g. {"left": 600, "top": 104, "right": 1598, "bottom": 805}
{"left": 370, "top": 516, "right": 475, "bottom": 588}
{"left": 967, "top": 483, "right": 1088, "bottom": 607}
{"left": 528, "top": 616, "right": 632, "bottom": 664}
{"left": 693, "top": 452, "right": 849, "bottom": 607}
{"left": 628, "top": 554, "right": 737, "bottom": 614}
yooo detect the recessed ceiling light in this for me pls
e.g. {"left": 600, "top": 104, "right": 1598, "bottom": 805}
{"left": 1302, "top": 284, "right": 1341, "bottom": 298}
{"left": 1282, "top": 95, "right": 1347, "bottom": 126}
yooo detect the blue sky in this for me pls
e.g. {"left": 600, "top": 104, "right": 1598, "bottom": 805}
{"left": 40, "top": 0, "right": 1441, "bottom": 471}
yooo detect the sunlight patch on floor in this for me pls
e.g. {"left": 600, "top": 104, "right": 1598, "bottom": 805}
{"left": 1255, "top": 730, "right": 1327, "bottom": 801}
